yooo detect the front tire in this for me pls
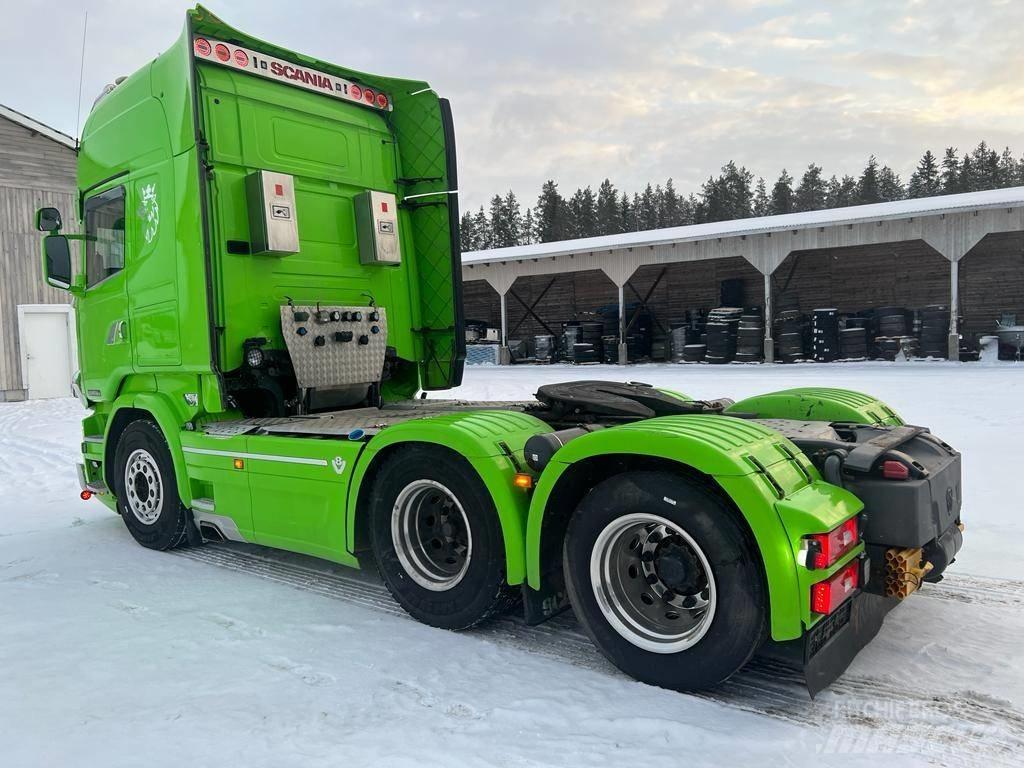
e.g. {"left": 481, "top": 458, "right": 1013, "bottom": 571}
{"left": 564, "top": 471, "right": 766, "bottom": 691}
{"left": 369, "top": 445, "right": 516, "bottom": 630}
{"left": 113, "top": 420, "right": 189, "bottom": 551}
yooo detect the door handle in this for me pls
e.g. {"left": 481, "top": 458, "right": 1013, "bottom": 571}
{"left": 106, "top": 319, "right": 128, "bottom": 345}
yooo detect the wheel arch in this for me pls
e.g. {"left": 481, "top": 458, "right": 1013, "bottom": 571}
{"left": 526, "top": 421, "right": 809, "bottom": 640}
{"left": 104, "top": 392, "right": 193, "bottom": 505}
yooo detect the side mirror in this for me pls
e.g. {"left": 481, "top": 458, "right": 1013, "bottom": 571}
{"left": 36, "top": 207, "right": 63, "bottom": 232}
{"left": 43, "top": 235, "right": 73, "bottom": 289}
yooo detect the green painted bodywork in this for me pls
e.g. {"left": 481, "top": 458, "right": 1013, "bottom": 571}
{"left": 48, "top": 6, "right": 896, "bottom": 646}
{"left": 727, "top": 387, "right": 904, "bottom": 426}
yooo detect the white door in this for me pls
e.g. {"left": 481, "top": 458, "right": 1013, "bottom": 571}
{"left": 19, "top": 308, "right": 73, "bottom": 399}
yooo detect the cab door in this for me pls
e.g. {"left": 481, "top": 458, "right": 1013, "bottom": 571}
{"left": 78, "top": 184, "right": 134, "bottom": 402}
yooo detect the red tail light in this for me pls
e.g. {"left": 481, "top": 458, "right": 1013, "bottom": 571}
{"left": 811, "top": 560, "right": 859, "bottom": 614}
{"left": 882, "top": 460, "right": 910, "bottom": 480}
{"left": 803, "top": 517, "right": 858, "bottom": 570}
{"left": 376, "top": 92, "right": 389, "bottom": 109}
{"left": 363, "top": 88, "right": 375, "bottom": 104}
{"left": 80, "top": 490, "right": 92, "bottom": 501}
{"left": 350, "top": 85, "right": 362, "bottom": 100}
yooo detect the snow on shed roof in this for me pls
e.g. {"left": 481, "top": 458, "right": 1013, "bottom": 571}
{"left": 0, "top": 103, "right": 77, "bottom": 150}
{"left": 462, "top": 186, "right": 1024, "bottom": 265}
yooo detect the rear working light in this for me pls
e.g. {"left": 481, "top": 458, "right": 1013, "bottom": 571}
{"left": 802, "top": 517, "right": 859, "bottom": 570}
{"left": 882, "top": 460, "right": 910, "bottom": 480}
{"left": 811, "top": 560, "right": 859, "bottom": 615}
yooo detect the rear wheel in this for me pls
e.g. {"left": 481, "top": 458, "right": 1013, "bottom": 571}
{"left": 113, "top": 420, "right": 189, "bottom": 551}
{"left": 564, "top": 471, "right": 766, "bottom": 691}
{"left": 369, "top": 445, "right": 516, "bottom": 630}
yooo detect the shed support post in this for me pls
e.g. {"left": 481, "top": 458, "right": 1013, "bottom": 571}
{"left": 948, "top": 259, "right": 959, "bottom": 361}
{"left": 618, "top": 283, "right": 627, "bottom": 365}
{"left": 763, "top": 272, "right": 774, "bottom": 363}
{"left": 499, "top": 290, "right": 511, "bottom": 365}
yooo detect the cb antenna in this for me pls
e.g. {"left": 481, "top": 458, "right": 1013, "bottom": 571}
{"left": 74, "top": 10, "right": 89, "bottom": 148}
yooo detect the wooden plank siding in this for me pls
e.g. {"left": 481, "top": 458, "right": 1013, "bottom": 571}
{"left": 0, "top": 113, "right": 78, "bottom": 397}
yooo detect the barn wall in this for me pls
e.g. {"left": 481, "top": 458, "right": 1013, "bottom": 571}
{"left": 0, "top": 115, "right": 78, "bottom": 397}
{"left": 959, "top": 232, "right": 1024, "bottom": 341}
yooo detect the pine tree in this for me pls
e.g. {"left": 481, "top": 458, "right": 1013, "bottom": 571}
{"left": 970, "top": 141, "right": 999, "bottom": 190}
{"left": 682, "top": 194, "right": 698, "bottom": 225}
{"left": 856, "top": 156, "right": 881, "bottom": 204}
{"left": 503, "top": 191, "right": 524, "bottom": 246}
{"left": 959, "top": 154, "right": 974, "bottom": 193}
{"left": 825, "top": 174, "right": 857, "bottom": 208}
{"left": 722, "top": 161, "right": 754, "bottom": 219}
{"left": 577, "top": 186, "right": 598, "bottom": 237}
{"left": 533, "top": 180, "right": 568, "bottom": 243}
{"left": 619, "top": 191, "right": 633, "bottom": 232}
{"left": 661, "top": 178, "right": 682, "bottom": 226}
{"left": 794, "top": 163, "right": 826, "bottom": 212}
{"left": 878, "top": 165, "right": 905, "bottom": 202}
{"left": 521, "top": 208, "right": 535, "bottom": 245}
{"left": 489, "top": 194, "right": 516, "bottom": 248}
{"left": 472, "top": 205, "right": 491, "bottom": 249}
{"left": 459, "top": 211, "right": 477, "bottom": 252}
{"left": 596, "top": 179, "right": 620, "bottom": 234}
{"left": 908, "top": 150, "right": 940, "bottom": 198}
{"left": 997, "top": 146, "right": 1020, "bottom": 187}
{"left": 941, "top": 147, "right": 961, "bottom": 193}
{"left": 769, "top": 169, "right": 794, "bottom": 215}
{"left": 638, "top": 184, "right": 658, "bottom": 230}
{"left": 752, "top": 177, "right": 769, "bottom": 217}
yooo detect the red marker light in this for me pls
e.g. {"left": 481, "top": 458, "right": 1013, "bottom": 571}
{"left": 363, "top": 88, "right": 375, "bottom": 104}
{"left": 803, "top": 517, "right": 859, "bottom": 570}
{"left": 811, "top": 560, "right": 859, "bottom": 614}
{"left": 350, "top": 85, "right": 362, "bottom": 101}
{"left": 194, "top": 38, "right": 212, "bottom": 57}
{"left": 215, "top": 43, "right": 231, "bottom": 62}
{"left": 882, "top": 460, "right": 910, "bottom": 480}
{"left": 80, "top": 490, "right": 92, "bottom": 501}
{"left": 376, "top": 92, "right": 388, "bottom": 109}
{"left": 381, "top": 202, "right": 388, "bottom": 213}
{"left": 233, "top": 49, "right": 249, "bottom": 67}
{"left": 274, "top": 184, "right": 284, "bottom": 196}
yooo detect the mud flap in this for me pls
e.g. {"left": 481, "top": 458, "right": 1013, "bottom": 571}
{"left": 765, "top": 592, "right": 899, "bottom": 697}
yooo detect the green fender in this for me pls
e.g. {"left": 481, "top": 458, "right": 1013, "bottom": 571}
{"left": 107, "top": 384, "right": 200, "bottom": 506}
{"left": 345, "top": 410, "right": 552, "bottom": 585}
{"left": 727, "top": 387, "right": 903, "bottom": 426}
{"left": 525, "top": 414, "right": 863, "bottom": 640}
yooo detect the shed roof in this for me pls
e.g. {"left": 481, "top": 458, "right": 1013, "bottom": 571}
{"left": 0, "top": 103, "right": 77, "bottom": 151}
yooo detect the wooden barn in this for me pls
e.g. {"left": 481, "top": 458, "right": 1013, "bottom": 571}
{"left": 0, "top": 104, "right": 78, "bottom": 401}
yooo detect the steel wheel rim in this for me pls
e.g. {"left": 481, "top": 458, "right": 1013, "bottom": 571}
{"left": 590, "top": 512, "right": 716, "bottom": 653}
{"left": 123, "top": 448, "right": 163, "bottom": 525}
{"left": 391, "top": 479, "right": 472, "bottom": 591}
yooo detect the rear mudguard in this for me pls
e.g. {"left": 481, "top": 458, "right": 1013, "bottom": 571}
{"left": 525, "top": 414, "right": 865, "bottom": 641}
{"left": 727, "top": 387, "right": 903, "bottom": 426}
{"left": 346, "top": 410, "right": 552, "bottom": 585}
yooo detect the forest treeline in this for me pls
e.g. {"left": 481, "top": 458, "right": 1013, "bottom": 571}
{"left": 460, "top": 142, "right": 1024, "bottom": 252}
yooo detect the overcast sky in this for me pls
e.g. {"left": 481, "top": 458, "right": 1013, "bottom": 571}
{"left": 3, "top": 0, "right": 1023, "bottom": 211}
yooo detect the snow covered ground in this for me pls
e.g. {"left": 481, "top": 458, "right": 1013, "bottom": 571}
{"left": 2, "top": 362, "right": 1023, "bottom": 767}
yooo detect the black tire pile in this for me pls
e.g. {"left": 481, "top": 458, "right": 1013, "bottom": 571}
{"left": 735, "top": 310, "right": 763, "bottom": 362}
{"left": 776, "top": 308, "right": 806, "bottom": 363}
{"left": 839, "top": 316, "right": 868, "bottom": 359}
{"left": 561, "top": 322, "right": 604, "bottom": 364}
{"left": 705, "top": 307, "right": 742, "bottom": 363}
{"left": 918, "top": 305, "right": 950, "bottom": 358}
{"left": 812, "top": 308, "right": 839, "bottom": 362}
{"left": 533, "top": 334, "right": 557, "bottom": 362}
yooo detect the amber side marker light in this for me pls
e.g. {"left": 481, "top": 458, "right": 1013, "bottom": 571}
{"left": 233, "top": 458, "right": 245, "bottom": 470}
{"left": 513, "top": 473, "right": 534, "bottom": 490}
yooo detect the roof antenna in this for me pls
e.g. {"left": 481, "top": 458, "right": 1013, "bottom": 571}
{"left": 74, "top": 10, "right": 89, "bottom": 148}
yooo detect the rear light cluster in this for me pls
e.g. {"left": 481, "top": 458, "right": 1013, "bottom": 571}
{"left": 803, "top": 517, "right": 859, "bottom": 570}
{"left": 811, "top": 560, "right": 859, "bottom": 614}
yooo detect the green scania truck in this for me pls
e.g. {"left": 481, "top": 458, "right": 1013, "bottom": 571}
{"left": 36, "top": 6, "right": 964, "bottom": 695}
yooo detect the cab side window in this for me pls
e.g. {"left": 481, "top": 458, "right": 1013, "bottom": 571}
{"left": 84, "top": 186, "right": 126, "bottom": 288}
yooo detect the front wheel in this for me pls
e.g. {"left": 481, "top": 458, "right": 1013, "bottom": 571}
{"left": 112, "top": 420, "right": 190, "bottom": 550}
{"left": 564, "top": 471, "right": 766, "bottom": 691}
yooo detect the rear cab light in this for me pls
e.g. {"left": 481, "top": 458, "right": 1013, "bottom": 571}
{"left": 811, "top": 560, "right": 859, "bottom": 614}
{"left": 882, "top": 459, "right": 910, "bottom": 480}
{"left": 801, "top": 516, "right": 859, "bottom": 570}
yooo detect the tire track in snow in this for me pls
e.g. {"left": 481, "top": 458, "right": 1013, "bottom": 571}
{"left": 176, "top": 543, "right": 1024, "bottom": 766}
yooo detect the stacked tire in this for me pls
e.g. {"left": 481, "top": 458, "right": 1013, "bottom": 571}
{"left": 563, "top": 322, "right": 603, "bottom": 364}
{"left": 705, "top": 307, "right": 741, "bottom": 363}
{"left": 533, "top": 335, "right": 557, "bottom": 362}
{"left": 919, "top": 305, "right": 950, "bottom": 358}
{"left": 839, "top": 317, "right": 868, "bottom": 360}
{"left": 735, "top": 311, "right": 763, "bottom": 363}
{"left": 776, "top": 308, "right": 806, "bottom": 363}
{"left": 812, "top": 308, "right": 839, "bottom": 362}
{"left": 681, "top": 344, "right": 706, "bottom": 363}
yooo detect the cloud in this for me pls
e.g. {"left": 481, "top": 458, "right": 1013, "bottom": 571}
{"left": 2, "top": 0, "right": 1022, "bottom": 211}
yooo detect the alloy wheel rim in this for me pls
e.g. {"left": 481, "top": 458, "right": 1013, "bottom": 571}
{"left": 391, "top": 479, "right": 472, "bottom": 591}
{"left": 590, "top": 512, "right": 716, "bottom": 653}
{"left": 123, "top": 448, "right": 163, "bottom": 525}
